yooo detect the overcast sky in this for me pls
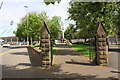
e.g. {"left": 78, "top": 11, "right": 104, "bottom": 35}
{"left": 0, "top": 0, "right": 73, "bottom": 37}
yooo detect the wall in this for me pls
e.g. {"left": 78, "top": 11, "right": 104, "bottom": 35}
{"left": 27, "top": 46, "right": 42, "bottom": 66}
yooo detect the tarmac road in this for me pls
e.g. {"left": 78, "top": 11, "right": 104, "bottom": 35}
{"left": 108, "top": 44, "right": 120, "bottom": 71}
{"left": 0, "top": 45, "right": 28, "bottom": 54}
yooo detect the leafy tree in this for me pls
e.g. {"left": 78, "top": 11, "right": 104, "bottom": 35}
{"left": 47, "top": 16, "right": 62, "bottom": 40}
{"left": 64, "top": 24, "right": 76, "bottom": 39}
{"left": 14, "top": 12, "right": 62, "bottom": 44}
{"left": 68, "top": 2, "right": 120, "bottom": 39}
{"left": 44, "top": 0, "right": 61, "bottom": 5}
{"left": 14, "top": 12, "right": 48, "bottom": 44}
{"left": 115, "top": 4, "right": 120, "bottom": 37}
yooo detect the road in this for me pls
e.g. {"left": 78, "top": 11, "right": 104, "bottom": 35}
{"left": 108, "top": 44, "right": 120, "bottom": 71}
{"left": 0, "top": 45, "right": 28, "bottom": 54}
{"left": 0, "top": 46, "right": 11, "bottom": 54}
{"left": 1, "top": 46, "right": 31, "bottom": 78}
{"left": 0, "top": 45, "right": 119, "bottom": 79}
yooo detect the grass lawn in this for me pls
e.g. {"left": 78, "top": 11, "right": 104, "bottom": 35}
{"left": 69, "top": 42, "right": 95, "bottom": 59}
{"left": 118, "top": 44, "right": 120, "bottom": 47}
{"left": 52, "top": 45, "right": 57, "bottom": 55}
{"left": 33, "top": 43, "right": 40, "bottom": 49}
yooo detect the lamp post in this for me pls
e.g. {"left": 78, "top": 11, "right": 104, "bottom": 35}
{"left": 62, "top": 26, "right": 64, "bottom": 43}
{"left": 0, "top": 2, "right": 3, "bottom": 10}
{"left": 24, "top": 6, "right": 29, "bottom": 46}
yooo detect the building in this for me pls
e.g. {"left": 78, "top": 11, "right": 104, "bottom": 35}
{"left": 0, "top": 36, "right": 19, "bottom": 45}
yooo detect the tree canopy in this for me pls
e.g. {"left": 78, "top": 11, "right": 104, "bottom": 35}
{"left": 44, "top": 0, "right": 61, "bottom": 5}
{"left": 14, "top": 12, "right": 62, "bottom": 43}
{"left": 64, "top": 24, "right": 76, "bottom": 39}
{"left": 68, "top": 2, "right": 120, "bottom": 39}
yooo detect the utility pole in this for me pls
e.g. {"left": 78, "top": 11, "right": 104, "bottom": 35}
{"left": 24, "top": 6, "right": 29, "bottom": 46}
{"left": 62, "top": 26, "right": 64, "bottom": 43}
{"left": 0, "top": 2, "right": 3, "bottom": 10}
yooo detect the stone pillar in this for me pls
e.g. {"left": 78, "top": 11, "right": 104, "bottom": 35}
{"left": 40, "top": 22, "right": 52, "bottom": 68}
{"left": 96, "top": 22, "right": 108, "bottom": 66}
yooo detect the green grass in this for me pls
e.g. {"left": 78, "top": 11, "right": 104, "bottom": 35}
{"left": 33, "top": 43, "right": 40, "bottom": 49}
{"left": 69, "top": 44, "right": 89, "bottom": 57}
{"left": 69, "top": 42, "right": 96, "bottom": 59}
{"left": 32, "top": 43, "right": 57, "bottom": 55}
{"left": 52, "top": 45, "right": 57, "bottom": 55}
{"left": 118, "top": 44, "right": 120, "bottom": 47}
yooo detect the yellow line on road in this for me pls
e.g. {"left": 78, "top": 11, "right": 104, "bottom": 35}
{"left": 0, "top": 49, "right": 16, "bottom": 55}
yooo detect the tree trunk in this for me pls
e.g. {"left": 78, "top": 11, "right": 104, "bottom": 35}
{"left": 38, "top": 40, "right": 39, "bottom": 43}
{"left": 31, "top": 37, "right": 33, "bottom": 45}
{"left": 115, "top": 36, "right": 118, "bottom": 44}
{"left": 69, "top": 39, "right": 72, "bottom": 43}
{"left": 84, "top": 38, "right": 87, "bottom": 42}
{"left": 29, "top": 38, "right": 31, "bottom": 45}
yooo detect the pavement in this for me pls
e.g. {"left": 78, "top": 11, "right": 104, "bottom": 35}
{"left": 108, "top": 44, "right": 120, "bottom": 70}
{"left": 1, "top": 45, "right": 119, "bottom": 79}
{"left": 0, "top": 45, "right": 27, "bottom": 54}
{"left": 54, "top": 45, "right": 119, "bottom": 79}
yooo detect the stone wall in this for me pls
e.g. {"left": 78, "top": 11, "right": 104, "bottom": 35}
{"left": 96, "top": 34, "right": 108, "bottom": 66}
{"left": 27, "top": 46, "right": 42, "bottom": 66}
{"left": 41, "top": 34, "right": 52, "bottom": 68}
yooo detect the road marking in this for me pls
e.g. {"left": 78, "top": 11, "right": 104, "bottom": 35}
{"left": 0, "top": 49, "right": 16, "bottom": 55}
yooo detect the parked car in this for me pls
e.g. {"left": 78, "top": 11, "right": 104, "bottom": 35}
{"left": 3, "top": 43, "right": 10, "bottom": 48}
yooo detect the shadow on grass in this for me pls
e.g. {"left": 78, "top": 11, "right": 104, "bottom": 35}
{"left": 56, "top": 48, "right": 81, "bottom": 55}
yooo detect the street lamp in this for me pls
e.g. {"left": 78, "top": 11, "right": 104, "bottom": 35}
{"left": 62, "top": 26, "right": 64, "bottom": 39}
{"left": 0, "top": 2, "right": 3, "bottom": 10}
{"left": 24, "top": 5, "right": 29, "bottom": 46}
{"left": 62, "top": 26, "right": 64, "bottom": 43}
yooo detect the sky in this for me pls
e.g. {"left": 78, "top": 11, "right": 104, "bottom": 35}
{"left": 0, "top": 0, "right": 73, "bottom": 37}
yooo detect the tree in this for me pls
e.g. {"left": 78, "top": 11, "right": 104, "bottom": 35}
{"left": 68, "top": 2, "right": 120, "bottom": 39}
{"left": 47, "top": 16, "right": 62, "bottom": 40}
{"left": 115, "top": 4, "right": 120, "bottom": 37}
{"left": 14, "top": 12, "right": 62, "bottom": 44}
{"left": 14, "top": 12, "right": 49, "bottom": 44}
{"left": 44, "top": 0, "right": 61, "bottom": 5}
{"left": 64, "top": 24, "right": 76, "bottom": 39}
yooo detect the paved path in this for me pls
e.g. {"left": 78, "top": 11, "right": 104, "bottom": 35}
{"left": 2, "top": 48, "right": 31, "bottom": 78}
{"left": 108, "top": 44, "right": 120, "bottom": 70}
{"left": 54, "top": 45, "right": 119, "bottom": 79}
{"left": 1, "top": 45, "right": 119, "bottom": 79}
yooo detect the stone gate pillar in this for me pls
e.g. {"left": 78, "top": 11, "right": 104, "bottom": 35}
{"left": 96, "top": 22, "right": 108, "bottom": 66}
{"left": 40, "top": 22, "right": 52, "bottom": 68}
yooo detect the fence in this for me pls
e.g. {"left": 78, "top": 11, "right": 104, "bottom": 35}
{"left": 108, "top": 37, "right": 120, "bottom": 44}
{"left": 89, "top": 38, "right": 96, "bottom": 61}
